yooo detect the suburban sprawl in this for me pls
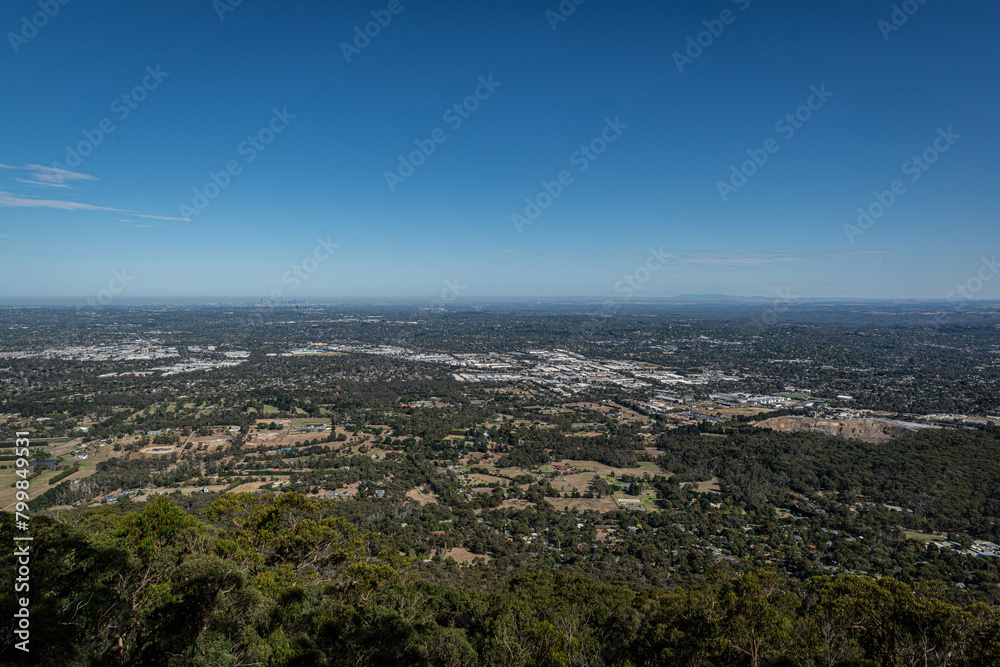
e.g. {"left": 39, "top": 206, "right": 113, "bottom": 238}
{"left": 2, "top": 301, "right": 999, "bottom": 665}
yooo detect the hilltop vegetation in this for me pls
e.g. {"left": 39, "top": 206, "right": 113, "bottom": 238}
{"left": 3, "top": 493, "right": 999, "bottom": 666}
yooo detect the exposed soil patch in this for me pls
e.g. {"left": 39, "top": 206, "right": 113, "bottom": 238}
{"left": 756, "top": 416, "right": 927, "bottom": 443}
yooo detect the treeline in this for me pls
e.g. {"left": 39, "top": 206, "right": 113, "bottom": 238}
{"left": 495, "top": 424, "right": 646, "bottom": 469}
{"left": 30, "top": 456, "right": 200, "bottom": 510}
{"left": 2, "top": 494, "right": 999, "bottom": 666}
{"left": 656, "top": 423, "right": 1000, "bottom": 538}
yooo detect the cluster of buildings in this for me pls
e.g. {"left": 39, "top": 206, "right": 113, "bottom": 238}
{"left": 662, "top": 412, "right": 728, "bottom": 426}
{"left": 277, "top": 342, "right": 744, "bottom": 398}
{"left": 0, "top": 341, "right": 255, "bottom": 379}
{"left": 151, "top": 357, "right": 248, "bottom": 376}
{"left": 708, "top": 392, "right": 809, "bottom": 408}
{"left": 639, "top": 370, "right": 742, "bottom": 386}
{"left": 926, "top": 539, "right": 1000, "bottom": 558}
{"left": 917, "top": 413, "right": 995, "bottom": 427}
{"left": 102, "top": 488, "right": 141, "bottom": 502}
{"left": 0, "top": 341, "right": 179, "bottom": 361}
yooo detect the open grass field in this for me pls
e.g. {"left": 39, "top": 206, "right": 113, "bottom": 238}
{"left": 444, "top": 547, "right": 490, "bottom": 564}
{"left": 406, "top": 488, "right": 437, "bottom": 505}
{"left": 217, "top": 481, "right": 273, "bottom": 494}
{"left": 0, "top": 437, "right": 116, "bottom": 509}
{"left": 468, "top": 473, "right": 507, "bottom": 485}
{"left": 547, "top": 497, "right": 618, "bottom": 513}
{"left": 555, "top": 459, "right": 665, "bottom": 478}
{"left": 489, "top": 466, "right": 528, "bottom": 479}
{"left": 680, "top": 477, "right": 721, "bottom": 493}
{"left": 549, "top": 472, "right": 597, "bottom": 494}
{"left": 904, "top": 530, "right": 947, "bottom": 541}
{"left": 637, "top": 461, "right": 665, "bottom": 475}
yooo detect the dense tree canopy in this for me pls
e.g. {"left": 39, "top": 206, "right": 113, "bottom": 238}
{"left": 3, "top": 494, "right": 999, "bottom": 665}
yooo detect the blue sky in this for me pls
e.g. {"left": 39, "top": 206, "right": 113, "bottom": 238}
{"left": 1, "top": 0, "right": 998, "bottom": 302}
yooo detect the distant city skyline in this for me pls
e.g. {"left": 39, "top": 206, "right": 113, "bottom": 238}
{"left": 1, "top": 0, "right": 997, "bottom": 302}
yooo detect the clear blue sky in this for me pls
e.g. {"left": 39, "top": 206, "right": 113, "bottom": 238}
{"left": 1, "top": 0, "right": 997, "bottom": 302}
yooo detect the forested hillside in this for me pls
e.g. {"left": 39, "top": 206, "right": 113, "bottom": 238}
{"left": 3, "top": 494, "right": 999, "bottom": 666}
{"left": 657, "top": 424, "right": 1000, "bottom": 538}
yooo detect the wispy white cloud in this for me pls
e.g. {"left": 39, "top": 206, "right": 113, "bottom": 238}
{"left": 0, "top": 191, "right": 113, "bottom": 211}
{"left": 592, "top": 250, "right": 682, "bottom": 259}
{"left": 132, "top": 213, "right": 189, "bottom": 222}
{"left": 680, "top": 256, "right": 798, "bottom": 267}
{"left": 495, "top": 247, "right": 888, "bottom": 267}
{"left": 690, "top": 247, "right": 783, "bottom": 254}
{"left": 0, "top": 191, "right": 190, "bottom": 222}
{"left": 676, "top": 248, "right": 890, "bottom": 268}
{"left": 15, "top": 164, "right": 98, "bottom": 188}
